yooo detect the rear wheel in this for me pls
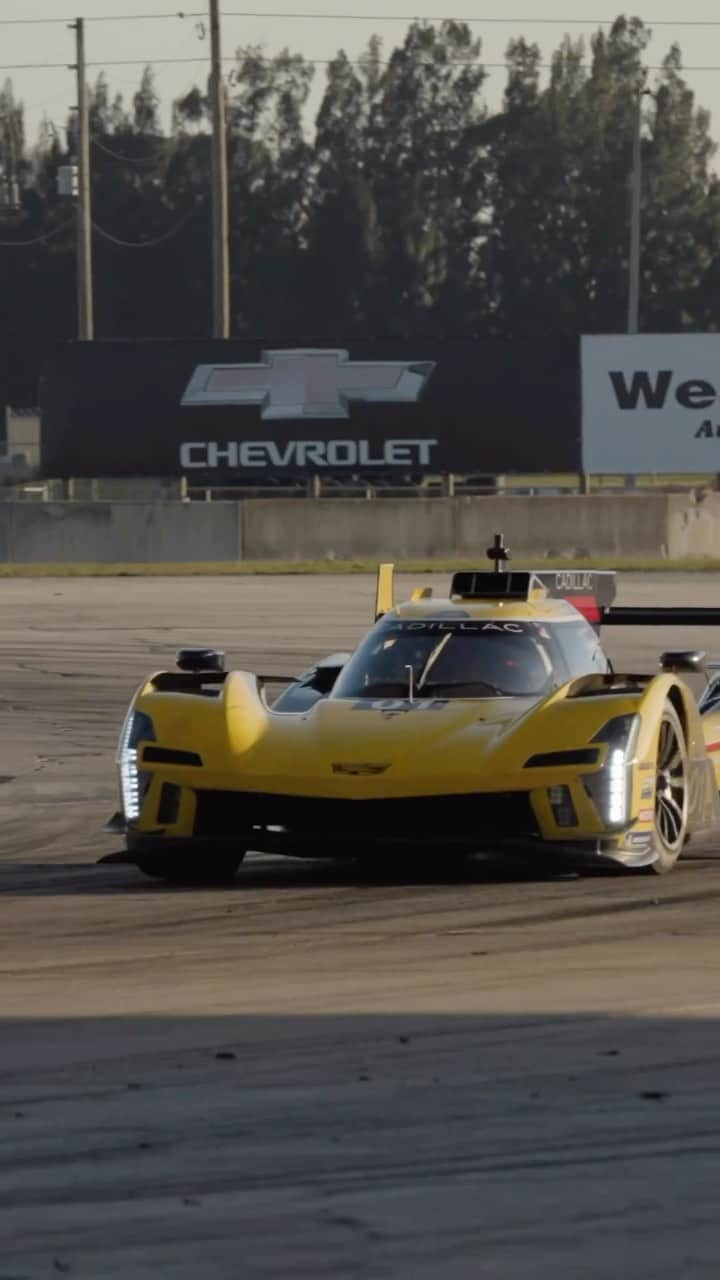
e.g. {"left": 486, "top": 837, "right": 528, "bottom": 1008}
{"left": 136, "top": 849, "right": 246, "bottom": 884}
{"left": 648, "top": 704, "right": 688, "bottom": 875}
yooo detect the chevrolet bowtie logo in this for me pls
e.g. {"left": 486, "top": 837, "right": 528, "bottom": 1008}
{"left": 181, "top": 349, "right": 435, "bottom": 420}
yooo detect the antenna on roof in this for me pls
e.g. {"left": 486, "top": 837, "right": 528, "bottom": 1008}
{"left": 486, "top": 532, "right": 511, "bottom": 574}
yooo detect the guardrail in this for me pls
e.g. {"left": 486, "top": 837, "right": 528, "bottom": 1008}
{"left": 1, "top": 473, "right": 718, "bottom": 501}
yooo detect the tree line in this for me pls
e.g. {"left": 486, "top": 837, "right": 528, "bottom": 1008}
{"left": 0, "top": 14, "right": 718, "bottom": 406}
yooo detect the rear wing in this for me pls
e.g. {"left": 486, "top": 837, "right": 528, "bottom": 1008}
{"left": 453, "top": 533, "right": 720, "bottom": 629}
{"left": 532, "top": 570, "right": 615, "bottom": 625}
{"left": 602, "top": 607, "right": 720, "bottom": 626}
{"left": 451, "top": 567, "right": 720, "bottom": 629}
{"left": 379, "top": 531, "right": 720, "bottom": 629}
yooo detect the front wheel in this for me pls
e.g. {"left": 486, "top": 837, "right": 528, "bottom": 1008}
{"left": 136, "top": 849, "right": 246, "bottom": 884}
{"left": 648, "top": 703, "right": 688, "bottom": 875}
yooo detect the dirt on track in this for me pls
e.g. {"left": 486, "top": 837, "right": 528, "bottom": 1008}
{"left": 2, "top": 573, "right": 720, "bottom": 1279}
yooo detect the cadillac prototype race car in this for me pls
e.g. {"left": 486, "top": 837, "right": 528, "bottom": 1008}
{"left": 106, "top": 536, "right": 720, "bottom": 881}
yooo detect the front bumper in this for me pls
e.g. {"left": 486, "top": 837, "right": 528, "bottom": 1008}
{"left": 126, "top": 787, "right": 540, "bottom": 856}
{"left": 112, "top": 783, "right": 653, "bottom": 866}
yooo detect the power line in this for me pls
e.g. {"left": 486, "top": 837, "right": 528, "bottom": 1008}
{"left": 90, "top": 8, "right": 203, "bottom": 17}
{"left": 221, "top": 11, "right": 720, "bottom": 28}
{"left": 3, "top": 55, "right": 720, "bottom": 72}
{"left": 92, "top": 205, "right": 199, "bottom": 247}
{"left": 3, "top": 11, "right": 720, "bottom": 29}
{"left": 92, "top": 136, "right": 168, "bottom": 165}
{"left": 0, "top": 59, "right": 206, "bottom": 70}
{"left": 0, "top": 12, "right": 204, "bottom": 25}
{"left": 0, "top": 63, "right": 70, "bottom": 70}
{"left": 0, "top": 15, "right": 70, "bottom": 22}
{"left": 0, "top": 218, "right": 74, "bottom": 247}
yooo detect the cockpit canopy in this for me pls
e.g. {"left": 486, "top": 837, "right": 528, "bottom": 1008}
{"left": 331, "top": 616, "right": 609, "bottom": 701}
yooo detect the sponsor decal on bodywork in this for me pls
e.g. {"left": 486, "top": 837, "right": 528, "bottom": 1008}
{"left": 554, "top": 571, "right": 595, "bottom": 591}
{"left": 385, "top": 621, "right": 530, "bottom": 635}
{"left": 352, "top": 699, "right": 448, "bottom": 715}
{"left": 624, "top": 830, "right": 654, "bottom": 850}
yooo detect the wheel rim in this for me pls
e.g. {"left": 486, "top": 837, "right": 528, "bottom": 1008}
{"left": 655, "top": 716, "right": 687, "bottom": 852}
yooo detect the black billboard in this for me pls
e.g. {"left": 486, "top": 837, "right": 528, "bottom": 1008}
{"left": 40, "top": 337, "right": 581, "bottom": 479}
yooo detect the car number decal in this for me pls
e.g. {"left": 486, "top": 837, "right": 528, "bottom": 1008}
{"left": 351, "top": 698, "right": 448, "bottom": 714}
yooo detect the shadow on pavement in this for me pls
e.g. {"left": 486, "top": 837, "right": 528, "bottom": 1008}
{"left": 0, "top": 848, "right": 631, "bottom": 897}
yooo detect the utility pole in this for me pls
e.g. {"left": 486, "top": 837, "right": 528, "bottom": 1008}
{"left": 627, "top": 86, "right": 650, "bottom": 335}
{"left": 209, "top": 0, "right": 230, "bottom": 338}
{"left": 72, "top": 17, "right": 93, "bottom": 340}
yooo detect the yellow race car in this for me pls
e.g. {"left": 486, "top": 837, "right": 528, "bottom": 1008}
{"left": 105, "top": 535, "right": 720, "bottom": 882}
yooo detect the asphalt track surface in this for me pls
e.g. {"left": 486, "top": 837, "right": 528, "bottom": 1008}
{"left": 3, "top": 573, "right": 720, "bottom": 1279}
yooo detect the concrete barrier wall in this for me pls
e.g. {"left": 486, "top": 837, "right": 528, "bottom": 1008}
{"left": 666, "top": 494, "right": 720, "bottom": 560}
{"left": 241, "top": 499, "right": 459, "bottom": 561}
{"left": 453, "top": 495, "right": 675, "bottom": 559}
{"left": 0, "top": 502, "right": 242, "bottom": 563}
{"left": 0, "top": 495, "right": 718, "bottom": 563}
{"left": 241, "top": 494, "right": 681, "bottom": 561}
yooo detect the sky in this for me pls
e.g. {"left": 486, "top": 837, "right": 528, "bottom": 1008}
{"left": 5, "top": 1, "right": 720, "bottom": 148}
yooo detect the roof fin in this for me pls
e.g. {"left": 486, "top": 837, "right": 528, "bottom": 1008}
{"left": 375, "top": 563, "right": 395, "bottom": 620}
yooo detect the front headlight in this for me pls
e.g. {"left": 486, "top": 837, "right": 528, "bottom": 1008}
{"left": 117, "top": 709, "right": 156, "bottom": 822}
{"left": 585, "top": 715, "right": 640, "bottom": 829}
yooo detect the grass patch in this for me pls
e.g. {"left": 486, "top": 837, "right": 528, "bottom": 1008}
{"left": 4, "top": 556, "right": 720, "bottom": 577}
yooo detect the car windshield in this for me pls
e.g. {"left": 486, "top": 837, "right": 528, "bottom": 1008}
{"left": 331, "top": 619, "right": 564, "bottom": 700}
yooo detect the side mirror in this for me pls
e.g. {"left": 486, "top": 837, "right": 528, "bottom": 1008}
{"left": 313, "top": 652, "right": 351, "bottom": 694}
{"left": 176, "top": 648, "right": 225, "bottom": 673}
{"left": 659, "top": 650, "right": 706, "bottom": 674}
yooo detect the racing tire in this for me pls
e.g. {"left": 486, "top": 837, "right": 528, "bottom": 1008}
{"left": 647, "top": 703, "right": 688, "bottom": 875}
{"left": 136, "top": 849, "right": 246, "bottom": 884}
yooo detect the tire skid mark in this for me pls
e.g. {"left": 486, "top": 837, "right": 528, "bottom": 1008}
{"left": 5, "top": 1132, "right": 720, "bottom": 1212}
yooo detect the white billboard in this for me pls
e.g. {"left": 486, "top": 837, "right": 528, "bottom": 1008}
{"left": 581, "top": 334, "right": 720, "bottom": 473}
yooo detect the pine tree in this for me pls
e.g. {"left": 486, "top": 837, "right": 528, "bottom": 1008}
{"left": 226, "top": 48, "right": 315, "bottom": 331}
{"left": 0, "top": 80, "right": 26, "bottom": 211}
{"left": 133, "top": 66, "right": 161, "bottom": 136}
{"left": 362, "top": 21, "right": 488, "bottom": 333}
{"left": 305, "top": 50, "right": 376, "bottom": 330}
{"left": 641, "top": 46, "right": 720, "bottom": 329}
